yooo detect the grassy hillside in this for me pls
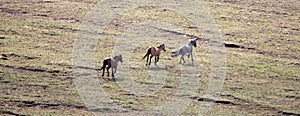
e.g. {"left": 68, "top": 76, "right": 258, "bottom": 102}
{"left": 0, "top": 0, "right": 299, "bottom": 115}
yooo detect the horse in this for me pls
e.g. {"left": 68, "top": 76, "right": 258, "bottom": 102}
{"left": 171, "top": 39, "right": 197, "bottom": 64}
{"left": 98, "top": 54, "right": 123, "bottom": 78}
{"left": 142, "top": 44, "right": 166, "bottom": 66}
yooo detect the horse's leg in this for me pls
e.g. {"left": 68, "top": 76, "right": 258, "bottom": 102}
{"left": 157, "top": 56, "right": 160, "bottom": 62}
{"left": 191, "top": 52, "right": 194, "bottom": 65}
{"left": 112, "top": 68, "right": 115, "bottom": 77}
{"left": 181, "top": 54, "right": 185, "bottom": 64}
{"left": 149, "top": 55, "right": 153, "bottom": 65}
{"left": 179, "top": 54, "right": 182, "bottom": 64}
{"left": 146, "top": 55, "right": 149, "bottom": 66}
{"left": 154, "top": 56, "right": 157, "bottom": 64}
{"left": 112, "top": 68, "right": 116, "bottom": 81}
{"left": 102, "top": 68, "right": 105, "bottom": 77}
{"left": 101, "top": 60, "right": 106, "bottom": 77}
{"left": 191, "top": 52, "right": 194, "bottom": 64}
{"left": 106, "top": 67, "right": 110, "bottom": 77}
{"left": 144, "top": 48, "right": 151, "bottom": 66}
{"left": 114, "top": 67, "right": 117, "bottom": 74}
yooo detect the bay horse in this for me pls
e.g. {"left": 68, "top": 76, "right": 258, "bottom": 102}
{"left": 142, "top": 44, "right": 166, "bottom": 66}
{"left": 98, "top": 54, "right": 123, "bottom": 78}
{"left": 171, "top": 39, "right": 197, "bottom": 64}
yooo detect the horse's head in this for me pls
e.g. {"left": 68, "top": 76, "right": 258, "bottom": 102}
{"left": 158, "top": 44, "right": 166, "bottom": 52}
{"left": 189, "top": 39, "right": 197, "bottom": 47}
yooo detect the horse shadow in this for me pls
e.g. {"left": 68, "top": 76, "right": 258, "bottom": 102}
{"left": 102, "top": 76, "right": 128, "bottom": 82}
{"left": 148, "top": 65, "right": 166, "bottom": 71}
{"left": 101, "top": 77, "right": 116, "bottom": 82}
{"left": 182, "top": 63, "right": 198, "bottom": 67}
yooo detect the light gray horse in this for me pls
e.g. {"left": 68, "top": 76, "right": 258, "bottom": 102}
{"left": 98, "top": 54, "right": 123, "bottom": 78}
{"left": 171, "top": 39, "right": 197, "bottom": 64}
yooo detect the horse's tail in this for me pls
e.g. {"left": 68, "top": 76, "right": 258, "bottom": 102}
{"left": 142, "top": 48, "right": 151, "bottom": 60}
{"left": 98, "top": 59, "right": 108, "bottom": 70}
{"left": 171, "top": 50, "right": 180, "bottom": 57}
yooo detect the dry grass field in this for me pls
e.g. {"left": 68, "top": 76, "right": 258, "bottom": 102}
{"left": 0, "top": 0, "right": 299, "bottom": 115}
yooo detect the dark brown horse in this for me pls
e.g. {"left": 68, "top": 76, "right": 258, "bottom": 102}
{"left": 142, "top": 44, "right": 166, "bottom": 66}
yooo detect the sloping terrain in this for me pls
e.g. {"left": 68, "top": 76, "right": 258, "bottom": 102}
{"left": 0, "top": 0, "right": 299, "bottom": 115}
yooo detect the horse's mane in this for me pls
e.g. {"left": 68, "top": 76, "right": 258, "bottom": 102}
{"left": 113, "top": 55, "right": 119, "bottom": 59}
{"left": 113, "top": 55, "right": 122, "bottom": 60}
{"left": 157, "top": 44, "right": 165, "bottom": 48}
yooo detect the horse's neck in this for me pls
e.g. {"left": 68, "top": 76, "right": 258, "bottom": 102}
{"left": 154, "top": 46, "right": 159, "bottom": 50}
{"left": 155, "top": 47, "right": 162, "bottom": 53}
{"left": 112, "top": 58, "right": 120, "bottom": 63}
{"left": 157, "top": 48, "right": 162, "bottom": 52}
{"left": 188, "top": 43, "right": 193, "bottom": 50}
{"left": 110, "top": 59, "right": 118, "bottom": 68}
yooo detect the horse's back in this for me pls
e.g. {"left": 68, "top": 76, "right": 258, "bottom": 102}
{"left": 151, "top": 47, "right": 160, "bottom": 56}
{"left": 179, "top": 45, "right": 190, "bottom": 53}
{"left": 104, "top": 57, "right": 111, "bottom": 60}
{"left": 103, "top": 58, "right": 112, "bottom": 67}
